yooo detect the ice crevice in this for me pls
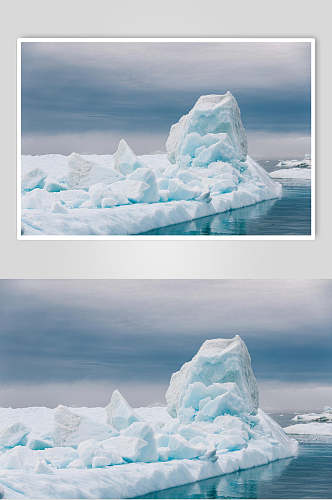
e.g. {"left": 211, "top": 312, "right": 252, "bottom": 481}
{"left": 0, "top": 336, "right": 297, "bottom": 498}
{"left": 21, "top": 92, "right": 282, "bottom": 235}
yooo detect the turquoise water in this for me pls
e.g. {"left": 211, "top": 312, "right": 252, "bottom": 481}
{"left": 139, "top": 414, "right": 332, "bottom": 499}
{"left": 142, "top": 160, "right": 311, "bottom": 235}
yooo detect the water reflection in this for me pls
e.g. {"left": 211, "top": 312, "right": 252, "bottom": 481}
{"left": 140, "top": 458, "right": 293, "bottom": 499}
{"left": 144, "top": 198, "right": 277, "bottom": 236}
{"left": 142, "top": 184, "right": 311, "bottom": 236}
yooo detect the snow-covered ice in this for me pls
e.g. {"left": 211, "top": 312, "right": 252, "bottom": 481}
{"left": 291, "top": 407, "right": 332, "bottom": 423}
{"left": 270, "top": 154, "right": 311, "bottom": 181}
{"left": 0, "top": 336, "right": 297, "bottom": 498}
{"left": 275, "top": 154, "right": 311, "bottom": 169}
{"left": 284, "top": 423, "right": 332, "bottom": 437}
{"left": 284, "top": 407, "right": 332, "bottom": 439}
{"left": 270, "top": 168, "right": 311, "bottom": 180}
{"left": 21, "top": 93, "right": 282, "bottom": 236}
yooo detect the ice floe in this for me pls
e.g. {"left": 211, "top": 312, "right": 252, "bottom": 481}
{"left": 0, "top": 336, "right": 297, "bottom": 498}
{"left": 21, "top": 93, "right": 282, "bottom": 235}
{"left": 270, "top": 154, "right": 311, "bottom": 181}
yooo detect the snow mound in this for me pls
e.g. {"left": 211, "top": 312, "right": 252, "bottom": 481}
{"left": 166, "top": 336, "right": 258, "bottom": 421}
{"left": 0, "top": 337, "right": 297, "bottom": 498}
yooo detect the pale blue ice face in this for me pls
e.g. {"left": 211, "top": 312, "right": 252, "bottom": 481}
{"left": 21, "top": 41, "right": 311, "bottom": 158}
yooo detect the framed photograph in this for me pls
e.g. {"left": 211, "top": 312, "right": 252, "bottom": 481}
{"left": 0, "top": 279, "right": 330, "bottom": 499}
{"left": 17, "top": 38, "right": 315, "bottom": 239}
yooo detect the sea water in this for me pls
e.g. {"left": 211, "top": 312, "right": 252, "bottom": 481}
{"left": 140, "top": 413, "right": 332, "bottom": 499}
{"left": 142, "top": 161, "right": 311, "bottom": 236}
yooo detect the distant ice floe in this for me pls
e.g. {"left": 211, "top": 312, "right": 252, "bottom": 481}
{"left": 21, "top": 92, "right": 282, "bottom": 235}
{"left": 0, "top": 336, "right": 297, "bottom": 498}
{"left": 284, "top": 407, "right": 332, "bottom": 440}
{"left": 270, "top": 154, "right": 311, "bottom": 181}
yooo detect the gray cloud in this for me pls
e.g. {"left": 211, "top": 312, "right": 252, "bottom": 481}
{"left": 21, "top": 41, "right": 311, "bottom": 157}
{"left": 0, "top": 280, "right": 331, "bottom": 410}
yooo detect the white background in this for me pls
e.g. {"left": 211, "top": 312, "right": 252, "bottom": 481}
{"left": 0, "top": 0, "right": 331, "bottom": 278}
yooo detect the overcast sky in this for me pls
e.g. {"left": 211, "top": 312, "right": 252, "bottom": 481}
{"left": 0, "top": 280, "right": 330, "bottom": 411}
{"left": 21, "top": 41, "right": 311, "bottom": 159}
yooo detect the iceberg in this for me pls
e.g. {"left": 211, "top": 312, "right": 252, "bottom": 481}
{"left": 21, "top": 93, "right": 282, "bottom": 236}
{"left": 284, "top": 406, "right": 332, "bottom": 440}
{"left": 291, "top": 407, "right": 332, "bottom": 423}
{"left": 270, "top": 155, "right": 311, "bottom": 181}
{"left": 275, "top": 154, "right": 311, "bottom": 169}
{"left": 0, "top": 336, "right": 297, "bottom": 498}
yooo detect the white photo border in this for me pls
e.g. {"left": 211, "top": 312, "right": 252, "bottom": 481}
{"left": 17, "top": 37, "right": 316, "bottom": 241}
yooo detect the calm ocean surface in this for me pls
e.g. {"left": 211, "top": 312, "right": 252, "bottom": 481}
{"left": 139, "top": 413, "right": 332, "bottom": 499}
{"left": 142, "top": 161, "right": 311, "bottom": 236}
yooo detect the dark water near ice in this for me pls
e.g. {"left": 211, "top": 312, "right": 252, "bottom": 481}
{"left": 140, "top": 413, "right": 332, "bottom": 499}
{"left": 142, "top": 161, "right": 311, "bottom": 236}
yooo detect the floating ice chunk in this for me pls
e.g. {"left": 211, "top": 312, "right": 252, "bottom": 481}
{"left": 34, "top": 459, "right": 53, "bottom": 474}
{"left": 53, "top": 405, "right": 113, "bottom": 447}
{"left": 0, "top": 484, "right": 3, "bottom": 499}
{"left": 284, "top": 423, "right": 332, "bottom": 436}
{"left": 22, "top": 168, "right": 47, "bottom": 192}
{"left": 0, "top": 422, "right": 30, "bottom": 448}
{"left": 270, "top": 168, "right": 311, "bottom": 180}
{"left": 128, "top": 168, "right": 160, "bottom": 203}
{"left": 276, "top": 157, "right": 311, "bottom": 169}
{"left": 292, "top": 410, "right": 332, "bottom": 423}
{"left": 106, "top": 390, "right": 139, "bottom": 431}
{"left": 166, "top": 336, "right": 259, "bottom": 421}
{"left": 113, "top": 139, "right": 145, "bottom": 176}
{"left": 122, "top": 422, "right": 158, "bottom": 462}
{"left": 67, "top": 153, "right": 121, "bottom": 189}
{"left": 166, "top": 93, "right": 248, "bottom": 165}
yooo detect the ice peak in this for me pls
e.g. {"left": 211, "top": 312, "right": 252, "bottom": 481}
{"left": 106, "top": 390, "right": 139, "bottom": 430}
{"left": 166, "top": 92, "right": 248, "bottom": 166}
{"left": 113, "top": 139, "right": 145, "bottom": 176}
{"left": 166, "top": 335, "right": 258, "bottom": 421}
